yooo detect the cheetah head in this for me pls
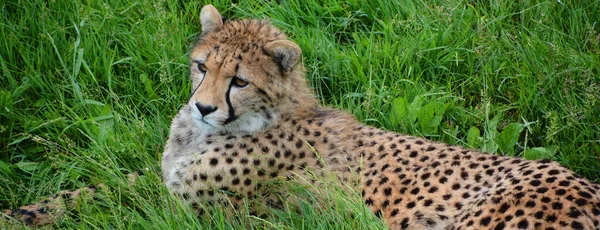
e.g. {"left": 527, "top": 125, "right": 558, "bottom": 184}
{"left": 187, "top": 5, "right": 313, "bottom": 134}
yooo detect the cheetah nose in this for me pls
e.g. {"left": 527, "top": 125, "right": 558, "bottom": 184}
{"left": 195, "top": 102, "right": 217, "bottom": 117}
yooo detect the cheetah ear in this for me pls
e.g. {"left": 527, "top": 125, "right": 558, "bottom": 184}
{"left": 263, "top": 40, "right": 302, "bottom": 73}
{"left": 200, "top": 5, "right": 223, "bottom": 35}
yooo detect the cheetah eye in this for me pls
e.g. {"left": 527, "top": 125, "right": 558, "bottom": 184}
{"left": 197, "top": 63, "right": 208, "bottom": 73}
{"left": 232, "top": 76, "right": 249, "bottom": 88}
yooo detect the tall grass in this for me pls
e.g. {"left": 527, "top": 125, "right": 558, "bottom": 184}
{"left": 1, "top": 0, "right": 599, "bottom": 228}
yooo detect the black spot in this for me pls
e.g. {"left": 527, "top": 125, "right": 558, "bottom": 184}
{"left": 436, "top": 205, "right": 445, "bottom": 212}
{"left": 382, "top": 200, "right": 390, "bottom": 208}
{"left": 452, "top": 183, "right": 460, "bottom": 190}
{"left": 400, "top": 217, "right": 409, "bottom": 229}
{"left": 383, "top": 187, "right": 392, "bottom": 196}
{"left": 515, "top": 209, "right": 524, "bottom": 217}
{"left": 558, "top": 180, "right": 570, "bottom": 186}
{"left": 494, "top": 222, "right": 506, "bottom": 230}
{"left": 410, "top": 188, "right": 420, "bottom": 195}
{"left": 480, "top": 216, "right": 491, "bottom": 226}
{"left": 575, "top": 198, "right": 588, "bottom": 206}
{"left": 261, "top": 146, "right": 269, "bottom": 153}
{"left": 365, "top": 198, "right": 374, "bottom": 206}
{"left": 423, "top": 199, "right": 433, "bottom": 206}
{"left": 409, "top": 151, "right": 418, "bottom": 158}
{"left": 461, "top": 172, "right": 468, "bottom": 179}
{"left": 569, "top": 209, "right": 582, "bottom": 218}
{"left": 209, "top": 158, "right": 218, "bottom": 166}
{"left": 18, "top": 209, "right": 36, "bottom": 217}
{"left": 517, "top": 220, "right": 528, "bottom": 229}
{"left": 525, "top": 201, "right": 536, "bottom": 208}
{"left": 455, "top": 202, "right": 463, "bottom": 210}
{"left": 498, "top": 203, "right": 510, "bottom": 213}
{"left": 514, "top": 192, "right": 525, "bottom": 199}
{"left": 545, "top": 214, "right": 557, "bottom": 222}
{"left": 578, "top": 191, "right": 592, "bottom": 199}
{"left": 571, "top": 221, "right": 584, "bottom": 229}
{"left": 61, "top": 193, "right": 73, "bottom": 202}
{"left": 421, "top": 172, "right": 431, "bottom": 180}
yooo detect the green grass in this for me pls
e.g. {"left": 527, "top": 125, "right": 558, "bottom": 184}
{"left": 1, "top": 0, "right": 599, "bottom": 228}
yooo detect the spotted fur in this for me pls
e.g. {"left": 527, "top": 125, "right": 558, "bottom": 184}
{"left": 162, "top": 5, "right": 600, "bottom": 229}
{"left": 1, "top": 171, "right": 144, "bottom": 226}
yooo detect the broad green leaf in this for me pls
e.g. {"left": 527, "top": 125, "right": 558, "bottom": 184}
{"left": 418, "top": 101, "right": 448, "bottom": 135}
{"left": 484, "top": 113, "right": 502, "bottom": 141}
{"left": 23, "top": 146, "right": 45, "bottom": 154}
{"left": 96, "top": 104, "right": 115, "bottom": 143}
{"left": 33, "top": 98, "right": 47, "bottom": 107}
{"left": 497, "top": 123, "right": 525, "bottom": 156}
{"left": 407, "top": 95, "right": 424, "bottom": 124}
{"left": 467, "top": 126, "right": 481, "bottom": 148}
{"left": 522, "top": 147, "right": 556, "bottom": 160}
{"left": 481, "top": 141, "right": 499, "bottom": 153}
{"left": 15, "top": 161, "right": 39, "bottom": 173}
{"left": 389, "top": 97, "right": 408, "bottom": 126}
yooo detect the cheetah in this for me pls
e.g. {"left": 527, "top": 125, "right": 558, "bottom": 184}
{"left": 161, "top": 5, "right": 600, "bottom": 229}
{"left": 4, "top": 4, "right": 600, "bottom": 229}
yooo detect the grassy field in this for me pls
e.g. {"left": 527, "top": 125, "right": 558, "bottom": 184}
{"left": 1, "top": 0, "right": 599, "bottom": 228}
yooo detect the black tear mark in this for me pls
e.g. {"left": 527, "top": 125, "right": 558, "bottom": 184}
{"left": 223, "top": 79, "right": 237, "bottom": 125}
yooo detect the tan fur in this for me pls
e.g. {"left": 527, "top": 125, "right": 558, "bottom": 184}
{"left": 162, "top": 5, "right": 600, "bottom": 229}
{"left": 2, "top": 171, "right": 145, "bottom": 226}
